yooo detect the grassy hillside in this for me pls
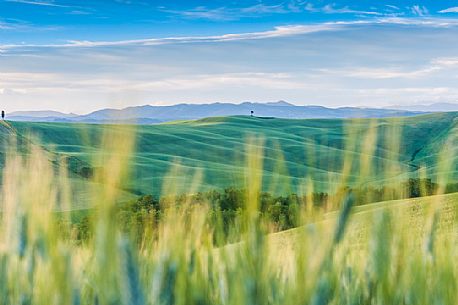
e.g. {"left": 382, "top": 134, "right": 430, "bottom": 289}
{"left": 7, "top": 112, "right": 458, "bottom": 199}
{"left": 0, "top": 114, "right": 457, "bottom": 304}
{"left": 0, "top": 121, "right": 136, "bottom": 209}
{"left": 272, "top": 191, "right": 458, "bottom": 247}
{"left": 1, "top": 135, "right": 456, "bottom": 304}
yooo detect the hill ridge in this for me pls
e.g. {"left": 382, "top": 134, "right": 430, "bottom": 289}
{"left": 7, "top": 102, "right": 428, "bottom": 124}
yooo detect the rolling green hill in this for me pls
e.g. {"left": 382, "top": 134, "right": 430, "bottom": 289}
{"left": 268, "top": 191, "right": 458, "bottom": 265}
{"left": 4, "top": 112, "right": 458, "bottom": 200}
{"left": 0, "top": 121, "right": 136, "bottom": 209}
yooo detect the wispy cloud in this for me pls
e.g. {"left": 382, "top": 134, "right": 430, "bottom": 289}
{"left": 162, "top": 2, "right": 389, "bottom": 21}
{"left": 322, "top": 66, "right": 439, "bottom": 79}
{"left": 410, "top": 5, "right": 429, "bottom": 16}
{"left": 0, "top": 71, "right": 305, "bottom": 97}
{"left": 0, "top": 18, "right": 55, "bottom": 31}
{"left": 162, "top": 7, "right": 234, "bottom": 21}
{"left": 316, "top": 4, "right": 383, "bottom": 16}
{"left": 373, "top": 17, "right": 458, "bottom": 27}
{"left": 432, "top": 57, "right": 458, "bottom": 67}
{"left": 240, "top": 3, "right": 288, "bottom": 14}
{"left": 319, "top": 57, "right": 458, "bottom": 79}
{"left": 66, "top": 10, "right": 93, "bottom": 15}
{"left": 5, "top": 0, "right": 71, "bottom": 7}
{"left": 2, "top": 13, "right": 458, "bottom": 112}
{"left": 127, "top": 73, "right": 304, "bottom": 91}
{"left": 2, "top": 18, "right": 458, "bottom": 51}
{"left": 0, "top": 23, "right": 342, "bottom": 49}
{"left": 0, "top": 21, "right": 15, "bottom": 30}
{"left": 0, "top": 88, "right": 27, "bottom": 95}
{"left": 385, "top": 5, "right": 400, "bottom": 10}
{"left": 439, "top": 7, "right": 458, "bottom": 13}
{"left": 160, "top": 3, "right": 293, "bottom": 21}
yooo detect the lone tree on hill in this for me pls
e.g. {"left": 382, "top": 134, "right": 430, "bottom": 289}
{"left": 250, "top": 110, "right": 254, "bottom": 117}
{"left": 1, "top": 111, "right": 4, "bottom": 120}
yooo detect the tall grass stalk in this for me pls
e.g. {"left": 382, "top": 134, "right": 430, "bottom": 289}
{"left": 0, "top": 120, "right": 456, "bottom": 305}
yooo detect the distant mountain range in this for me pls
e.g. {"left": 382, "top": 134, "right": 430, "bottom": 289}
{"left": 8, "top": 111, "right": 78, "bottom": 122}
{"left": 385, "top": 102, "right": 458, "bottom": 112}
{"left": 6, "top": 101, "right": 434, "bottom": 124}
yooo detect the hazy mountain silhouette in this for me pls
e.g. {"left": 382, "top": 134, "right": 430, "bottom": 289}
{"left": 8, "top": 102, "right": 426, "bottom": 124}
{"left": 386, "top": 102, "right": 458, "bottom": 112}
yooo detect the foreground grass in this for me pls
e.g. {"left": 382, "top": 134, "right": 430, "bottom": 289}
{"left": 0, "top": 118, "right": 457, "bottom": 305}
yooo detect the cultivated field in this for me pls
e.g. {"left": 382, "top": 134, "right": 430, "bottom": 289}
{"left": 6, "top": 112, "right": 458, "bottom": 198}
{"left": 0, "top": 113, "right": 456, "bottom": 304}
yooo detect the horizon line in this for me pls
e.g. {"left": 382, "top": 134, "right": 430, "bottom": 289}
{"left": 6, "top": 100, "right": 458, "bottom": 116}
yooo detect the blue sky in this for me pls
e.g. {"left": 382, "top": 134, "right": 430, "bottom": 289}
{"left": 1, "top": 0, "right": 458, "bottom": 113}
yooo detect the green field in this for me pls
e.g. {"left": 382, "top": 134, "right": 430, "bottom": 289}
{"left": 272, "top": 191, "right": 458, "bottom": 248}
{"left": 0, "top": 114, "right": 457, "bottom": 304}
{"left": 4, "top": 112, "right": 458, "bottom": 203}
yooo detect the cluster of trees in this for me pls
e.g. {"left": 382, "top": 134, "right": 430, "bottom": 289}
{"left": 351, "top": 178, "right": 440, "bottom": 205}
{"left": 113, "top": 189, "right": 328, "bottom": 244}
{"left": 74, "top": 178, "right": 458, "bottom": 243}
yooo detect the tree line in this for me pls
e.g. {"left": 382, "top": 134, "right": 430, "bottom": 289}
{"left": 73, "top": 178, "right": 458, "bottom": 244}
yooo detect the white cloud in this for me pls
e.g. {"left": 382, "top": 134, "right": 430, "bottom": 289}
{"left": 432, "top": 57, "right": 458, "bottom": 67}
{"left": 375, "top": 17, "right": 457, "bottom": 27}
{"left": 335, "top": 67, "right": 440, "bottom": 79}
{"left": 0, "top": 19, "right": 25, "bottom": 30}
{"left": 356, "top": 87, "right": 455, "bottom": 100}
{"left": 0, "top": 24, "right": 342, "bottom": 49}
{"left": 321, "top": 4, "right": 382, "bottom": 16}
{"left": 5, "top": 0, "right": 71, "bottom": 7}
{"left": 163, "top": 2, "right": 387, "bottom": 21}
{"left": 0, "top": 71, "right": 303, "bottom": 92}
{"left": 385, "top": 5, "right": 400, "bottom": 10}
{"left": 2, "top": 17, "right": 458, "bottom": 112}
{"left": 129, "top": 73, "right": 305, "bottom": 91}
{"left": 163, "top": 7, "right": 234, "bottom": 21}
{"left": 318, "top": 57, "right": 458, "bottom": 80}
{"left": 1, "top": 18, "right": 458, "bottom": 51}
{"left": 67, "top": 10, "right": 92, "bottom": 15}
{"left": 439, "top": 7, "right": 458, "bottom": 13}
{"left": 0, "top": 23, "right": 12, "bottom": 30}
{"left": 240, "top": 4, "right": 287, "bottom": 14}
{"left": 160, "top": 3, "right": 293, "bottom": 21}
{"left": 410, "top": 5, "right": 429, "bottom": 16}
{"left": 0, "top": 88, "right": 27, "bottom": 95}
{"left": 0, "top": 18, "right": 62, "bottom": 32}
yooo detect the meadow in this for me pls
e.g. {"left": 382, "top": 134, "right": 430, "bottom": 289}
{"left": 6, "top": 112, "right": 458, "bottom": 199}
{"left": 0, "top": 113, "right": 456, "bottom": 304}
